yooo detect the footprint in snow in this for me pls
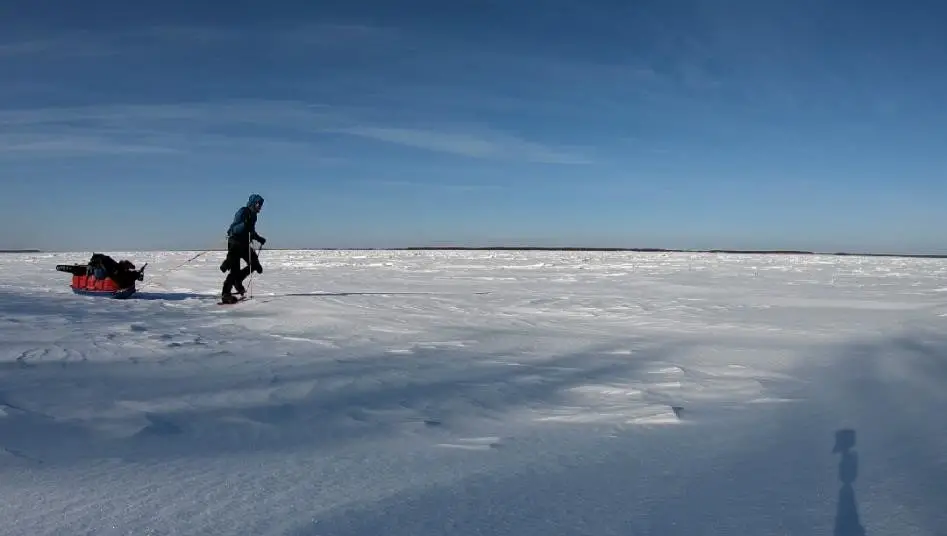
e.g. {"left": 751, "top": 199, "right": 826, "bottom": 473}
{"left": 435, "top": 436, "right": 503, "bottom": 451}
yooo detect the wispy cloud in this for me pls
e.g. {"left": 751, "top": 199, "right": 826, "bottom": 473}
{"left": 0, "top": 100, "right": 334, "bottom": 158}
{"left": 336, "top": 125, "right": 591, "bottom": 165}
{"left": 0, "top": 33, "right": 116, "bottom": 58}
{"left": 0, "top": 39, "right": 57, "bottom": 57}
{"left": 0, "top": 134, "right": 179, "bottom": 155}
{"left": 270, "top": 23, "right": 399, "bottom": 49}
{"left": 0, "top": 100, "right": 592, "bottom": 164}
{"left": 357, "top": 179, "right": 505, "bottom": 193}
{"left": 0, "top": 22, "right": 398, "bottom": 60}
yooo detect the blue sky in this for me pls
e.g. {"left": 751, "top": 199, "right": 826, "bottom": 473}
{"left": 2, "top": 0, "right": 946, "bottom": 253}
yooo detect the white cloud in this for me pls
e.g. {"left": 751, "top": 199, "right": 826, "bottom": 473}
{"left": 0, "top": 22, "right": 398, "bottom": 60}
{"left": 358, "top": 179, "right": 505, "bottom": 192}
{"left": 0, "top": 34, "right": 115, "bottom": 58}
{"left": 0, "top": 134, "right": 179, "bottom": 155}
{"left": 0, "top": 100, "right": 592, "bottom": 164}
{"left": 0, "top": 100, "right": 334, "bottom": 157}
{"left": 336, "top": 125, "right": 592, "bottom": 164}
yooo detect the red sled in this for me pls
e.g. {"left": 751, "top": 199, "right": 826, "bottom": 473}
{"left": 55, "top": 253, "right": 147, "bottom": 299}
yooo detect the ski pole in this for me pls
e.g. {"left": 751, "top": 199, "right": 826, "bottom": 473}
{"left": 249, "top": 242, "right": 263, "bottom": 299}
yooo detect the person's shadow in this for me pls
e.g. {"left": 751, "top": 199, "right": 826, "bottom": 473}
{"left": 834, "top": 429, "right": 866, "bottom": 536}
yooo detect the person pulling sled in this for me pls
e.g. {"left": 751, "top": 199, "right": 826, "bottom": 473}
{"left": 220, "top": 193, "right": 266, "bottom": 303}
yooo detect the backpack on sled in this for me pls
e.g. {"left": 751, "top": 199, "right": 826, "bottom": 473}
{"left": 55, "top": 253, "right": 148, "bottom": 299}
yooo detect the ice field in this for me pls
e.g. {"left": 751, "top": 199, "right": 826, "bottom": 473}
{"left": 1, "top": 249, "right": 945, "bottom": 535}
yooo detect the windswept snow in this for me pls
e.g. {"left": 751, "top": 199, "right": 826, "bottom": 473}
{"left": 0, "top": 249, "right": 945, "bottom": 535}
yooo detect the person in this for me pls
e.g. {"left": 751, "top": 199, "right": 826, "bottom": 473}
{"left": 220, "top": 193, "right": 266, "bottom": 303}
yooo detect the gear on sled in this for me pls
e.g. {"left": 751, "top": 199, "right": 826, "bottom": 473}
{"left": 55, "top": 253, "right": 148, "bottom": 299}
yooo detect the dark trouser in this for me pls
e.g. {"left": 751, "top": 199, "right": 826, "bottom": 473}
{"left": 221, "top": 239, "right": 261, "bottom": 295}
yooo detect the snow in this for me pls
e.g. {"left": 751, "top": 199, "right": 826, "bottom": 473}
{"left": 1, "top": 249, "right": 945, "bottom": 535}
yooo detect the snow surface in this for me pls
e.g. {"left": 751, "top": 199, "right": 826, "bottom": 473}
{"left": 1, "top": 249, "right": 946, "bottom": 535}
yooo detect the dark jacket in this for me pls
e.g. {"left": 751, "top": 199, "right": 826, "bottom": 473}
{"left": 227, "top": 194, "right": 265, "bottom": 244}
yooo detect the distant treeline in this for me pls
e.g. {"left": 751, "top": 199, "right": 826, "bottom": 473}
{"left": 299, "top": 246, "right": 947, "bottom": 259}
{"left": 0, "top": 249, "right": 41, "bottom": 253}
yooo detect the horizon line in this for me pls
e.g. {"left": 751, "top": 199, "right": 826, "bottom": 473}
{"left": 5, "top": 246, "right": 947, "bottom": 260}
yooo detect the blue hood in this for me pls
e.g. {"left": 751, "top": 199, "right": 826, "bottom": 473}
{"left": 247, "top": 194, "right": 264, "bottom": 207}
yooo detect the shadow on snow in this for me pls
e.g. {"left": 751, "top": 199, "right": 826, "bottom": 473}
{"left": 132, "top": 291, "right": 217, "bottom": 301}
{"left": 3, "top": 287, "right": 947, "bottom": 535}
{"left": 0, "top": 325, "right": 690, "bottom": 466}
{"left": 283, "top": 330, "right": 947, "bottom": 536}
